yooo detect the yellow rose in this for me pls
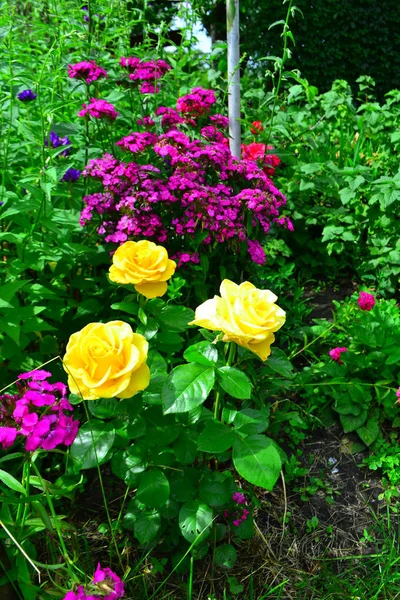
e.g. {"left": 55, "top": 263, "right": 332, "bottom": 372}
{"left": 189, "top": 280, "right": 286, "bottom": 361}
{"left": 63, "top": 320, "right": 150, "bottom": 400}
{"left": 109, "top": 240, "right": 176, "bottom": 299}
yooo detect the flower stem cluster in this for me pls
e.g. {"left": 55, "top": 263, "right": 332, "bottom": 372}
{"left": 0, "top": 370, "right": 79, "bottom": 452}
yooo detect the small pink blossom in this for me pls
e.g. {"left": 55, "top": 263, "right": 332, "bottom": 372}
{"left": 396, "top": 388, "right": 400, "bottom": 403}
{"left": 93, "top": 563, "right": 125, "bottom": 599}
{"left": 329, "top": 347, "right": 348, "bottom": 364}
{"left": 68, "top": 61, "right": 108, "bottom": 84}
{"left": 78, "top": 98, "right": 118, "bottom": 120}
{"left": 358, "top": 291, "right": 375, "bottom": 311}
{"left": 0, "top": 427, "right": 17, "bottom": 449}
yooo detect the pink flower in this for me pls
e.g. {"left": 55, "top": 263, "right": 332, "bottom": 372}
{"left": 18, "top": 370, "right": 52, "bottom": 381}
{"left": 232, "top": 492, "right": 246, "bottom": 505}
{"left": 396, "top": 388, "right": 400, "bottom": 403}
{"left": 140, "top": 82, "right": 159, "bottom": 94}
{"left": 176, "top": 87, "right": 216, "bottom": 115}
{"left": 78, "top": 98, "right": 118, "bottom": 120}
{"left": 68, "top": 61, "right": 108, "bottom": 84}
{"left": 329, "top": 347, "right": 348, "bottom": 364}
{"left": 93, "top": 563, "right": 124, "bottom": 599}
{"left": 247, "top": 239, "right": 266, "bottom": 265}
{"left": 0, "top": 427, "right": 17, "bottom": 449}
{"left": 358, "top": 291, "right": 375, "bottom": 311}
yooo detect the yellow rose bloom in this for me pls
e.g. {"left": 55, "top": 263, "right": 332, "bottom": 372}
{"left": 63, "top": 320, "right": 150, "bottom": 400}
{"left": 189, "top": 280, "right": 286, "bottom": 361}
{"left": 109, "top": 240, "right": 176, "bottom": 299}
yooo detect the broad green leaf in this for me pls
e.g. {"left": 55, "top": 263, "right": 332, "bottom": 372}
{"left": 357, "top": 419, "right": 380, "bottom": 446}
{"left": 136, "top": 470, "right": 170, "bottom": 509}
{"left": 217, "top": 367, "right": 253, "bottom": 400}
{"left": 199, "top": 472, "right": 235, "bottom": 507}
{"left": 111, "top": 445, "right": 147, "bottom": 484}
{"left": 183, "top": 341, "right": 218, "bottom": 366}
{"left": 179, "top": 501, "right": 213, "bottom": 544}
{"left": 158, "top": 305, "right": 195, "bottom": 332}
{"left": 232, "top": 435, "right": 281, "bottom": 490}
{"left": 162, "top": 363, "right": 215, "bottom": 414}
{"left": 197, "top": 420, "right": 234, "bottom": 453}
{"left": 134, "top": 510, "right": 161, "bottom": 545}
{"left": 263, "top": 348, "right": 294, "bottom": 379}
{"left": 88, "top": 398, "right": 118, "bottom": 419}
{"left": 70, "top": 422, "right": 115, "bottom": 469}
{"left": 0, "top": 469, "right": 26, "bottom": 495}
{"left": 214, "top": 544, "right": 237, "bottom": 569}
{"left": 340, "top": 409, "right": 368, "bottom": 433}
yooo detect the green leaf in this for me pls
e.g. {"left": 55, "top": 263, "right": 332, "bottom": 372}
{"left": 134, "top": 510, "right": 161, "bottom": 545}
{"left": 217, "top": 367, "right": 253, "bottom": 400}
{"left": 263, "top": 348, "right": 294, "bottom": 379}
{"left": 197, "top": 420, "right": 234, "bottom": 453}
{"left": 136, "top": 470, "right": 170, "bottom": 509}
{"left": 162, "top": 363, "right": 215, "bottom": 414}
{"left": 110, "top": 302, "right": 138, "bottom": 315}
{"left": 179, "top": 501, "right": 213, "bottom": 544}
{"left": 0, "top": 469, "right": 26, "bottom": 495}
{"left": 214, "top": 544, "right": 237, "bottom": 569}
{"left": 183, "top": 341, "right": 218, "bottom": 366}
{"left": 232, "top": 435, "right": 281, "bottom": 491}
{"left": 357, "top": 419, "right": 380, "bottom": 446}
{"left": 199, "top": 471, "right": 235, "bottom": 507}
{"left": 158, "top": 305, "right": 195, "bottom": 332}
{"left": 111, "top": 445, "right": 147, "bottom": 484}
{"left": 70, "top": 422, "right": 115, "bottom": 469}
{"left": 88, "top": 398, "right": 118, "bottom": 419}
{"left": 340, "top": 409, "right": 368, "bottom": 433}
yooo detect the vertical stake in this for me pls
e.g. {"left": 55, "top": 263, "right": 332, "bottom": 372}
{"left": 226, "top": 0, "right": 241, "bottom": 158}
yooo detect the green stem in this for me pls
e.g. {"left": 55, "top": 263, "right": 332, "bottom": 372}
{"left": 30, "top": 460, "right": 75, "bottom": 575}
{"left": 82, "top": 402, "right": 124, "bottom": 571}
{"left": 213, "top": 389, "right": 221, "bottom": 421}
{"left": 226, "top": 342, "right": 236, "bottom": 367}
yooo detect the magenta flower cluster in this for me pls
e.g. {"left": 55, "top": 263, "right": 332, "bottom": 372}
{"left": 68, "top": 61, "right": 108, "bottom": 84}
{"left": 63, "top": 563, "right": 124, "bottom": 600}
{"left": 358, "top": 291, "right": 375, "bottom": 311}
{"left": 224, "top": 492, "right": 250, "bottom": 527}
{"left": 119, "top": 57, "right": 171, "bottom": 94}
{"left": 78, "top": 98, "right": 118, "bottom": 120}
{"left": 0, "top": 370, "right": 79, "bottom": 452}
{"left": 329, "top": 347, "right": 348, "bottom": 364}
{"left": 79, "top": 88, "right": 288, "bottom": 266}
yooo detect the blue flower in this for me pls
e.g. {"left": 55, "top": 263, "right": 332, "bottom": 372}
{"left": 17, "top": 89, "right": 37, "bottom": 102}
{"left": 45, "top": 131, "right": 71, "bottom": 156}
{"left": 61, "top": 168, "right": 81, "bottom": 183}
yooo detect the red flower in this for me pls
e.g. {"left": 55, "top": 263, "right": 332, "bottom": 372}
{"left": 250, "top": 120, "right": 264, "bottom": 135}
{"left": 241, "top": 143, "right": 281, "bottom": 176}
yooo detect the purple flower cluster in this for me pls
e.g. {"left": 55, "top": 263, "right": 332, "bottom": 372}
{"left": 68, "top": 61, "right": 108, "bottom": 84}
{"left": 224, "top": 492, "right": 250, "bottom": 528}
{"left": 119, "top": 57, "right": 171, "bottom": 94}
{"left": 45, "top": 131, "right": 71, "bottom": 156}
{"left": 0, "top": 370, "right": 79, "bottom": 452}
{"left": 78, "top": 98, "right": 118, "bottom": 120}
{"left": 79, "top": 91, "right": 288, "bottom": 266}
{"left": 176, "top": 87, "right": 216, "bottom": 115}
{"left": 63, "top": 563, "right": 124, "bottom": 600}
{"left": 17, "top": 89, "right": 37, "bottom": 102}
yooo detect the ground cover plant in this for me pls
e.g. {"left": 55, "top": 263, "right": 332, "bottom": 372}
{"left": 2, "top": 1, "right": 400, "bottom": 599}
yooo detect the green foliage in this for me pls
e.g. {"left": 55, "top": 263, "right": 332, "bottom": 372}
{"left": 200, "top": 0, "right": 400, "bottom": 98}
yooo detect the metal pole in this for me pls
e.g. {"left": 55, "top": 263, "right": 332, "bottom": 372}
{"left": 226, "top": 0, "right": 241, "bottom": 158}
